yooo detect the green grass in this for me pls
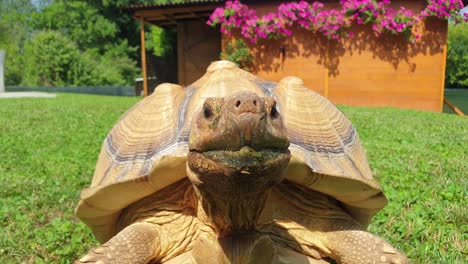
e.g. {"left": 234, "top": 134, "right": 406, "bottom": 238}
{"left": 0, "top": 94, "right": 466, "bottom": 263}
{"left": 444, "top": 89, "right": 468, "bottom": 115}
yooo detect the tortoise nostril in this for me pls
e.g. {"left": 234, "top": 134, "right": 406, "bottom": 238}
{"left": 271, "top": 104, "right": 278, "bottom": 119}
{"left": 253, "top": 100, "right": 257, "bottom": 106}
{"left": 236, "top": 101, "right": 241, "bottom": 108}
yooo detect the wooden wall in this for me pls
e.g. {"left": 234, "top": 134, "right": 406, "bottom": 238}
{"left": 224, "top": 0, "right": 448, "bottom": 112}
{"left": 178, "top": 20, "right": 221, "bottom": 86}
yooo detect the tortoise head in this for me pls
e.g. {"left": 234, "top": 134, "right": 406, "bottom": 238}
{"left": 187, "top": 91, "right": 291, "bottom": 198}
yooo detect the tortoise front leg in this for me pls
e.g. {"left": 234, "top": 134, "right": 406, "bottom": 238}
{"left": 76, "top": 222, "right": 160, "bottom": 264}
{"left": 322, "top": 221, "right": 409, "bottom": 264}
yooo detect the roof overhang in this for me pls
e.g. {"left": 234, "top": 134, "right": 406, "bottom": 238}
{"left": 121, "top": 0, "right": 281, "bottom": 28}
{"left": 121, "top": 1, "right": 223, "bottom": 28}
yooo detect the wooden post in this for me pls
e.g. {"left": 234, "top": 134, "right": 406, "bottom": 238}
{"left": 140, "top": 17, "right": 148, "bottom": 97}
{"left": 444, "top": 98, "right": 465, "bottom": 116}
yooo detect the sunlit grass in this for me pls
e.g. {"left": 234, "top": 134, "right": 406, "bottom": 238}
{"left": 0, "top": 93, "right": 466, "bottom": 263}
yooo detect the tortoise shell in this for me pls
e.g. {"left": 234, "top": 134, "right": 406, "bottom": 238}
{"left": 75, "top": 61, "right": 387, "bottom": 243}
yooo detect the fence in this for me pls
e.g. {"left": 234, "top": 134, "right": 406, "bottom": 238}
{"left": 6, "top": 86, "right": 135, "bottom": 96}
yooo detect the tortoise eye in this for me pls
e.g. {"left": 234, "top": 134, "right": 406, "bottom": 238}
{"left": 270, "top": 104, "right": 278, "bottom": 119}
{"left": 203, "top": 105, "right": 213, "bottom": 118}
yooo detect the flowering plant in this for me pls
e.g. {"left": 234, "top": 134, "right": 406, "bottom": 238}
{"left": 374, "top": 6, "right": 421, "bottom": 42}
{"left": 208, "top": 0, "right": 256, "bottom": 35}
{"left": 342, "top": 0, "right": 389, "bottom": 25}
{"left": 221, "top": 39, "right": 254, "bottom": 70}
{"left": 208, "top": 0, "right": 467, "bottom": 43}
{"left": 421, "top": 0, "right": 466, "bottom": 23}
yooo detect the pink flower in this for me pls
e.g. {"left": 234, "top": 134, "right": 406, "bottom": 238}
{"left": 209, "top": 0, "right": 465, "bottom": 43}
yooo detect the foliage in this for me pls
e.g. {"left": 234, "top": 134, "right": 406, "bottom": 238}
{"left": 0, "top": 0, "right": 186, "bottom": 86}
{"left": 421, "top": 0, "right": 468, "bottom": 23}
{"left": 78, "top": 43, "right": 140, "bottom": 86}
{"left": 208, "top": 0, "right": 467, "bottom": 43}
{"left": 0, "top": 23, "right": 11, "bottom": 46}
{"left": 0, "top": 0, "right": 143, "bottom": 86}
{"left": 0, "top": 0, "right": 37, "bottom": 85}
{"left": 33, "top": 1, "right": 118, "bottom": 52}
{"left": 23, "top": 31, "right": 83, "bottom": 86}
{"left": 221, "top": 39, "right": 254, "bottom": 70}
{"left": 29, "top": 0, "right": 140, "bottom": 86}
{"left": 146, "top": 27, "right": 177, "bottom": 57}
{"left": 0, "top": 44, "right": 23, "bottom": 86}
{"left": 86, "top": 0, "right": 182, "bottom": 60}
{"left": 0, "top": 93, "right": 467, "bottom": 262}
{"left": 373, "top": 6, "right": 419, "bottom": 40}
{"left": 446, "top": 22, "right": 468, "bottom": 88}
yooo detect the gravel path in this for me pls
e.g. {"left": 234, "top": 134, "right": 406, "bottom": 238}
{"left": 0, "top": 92, "right": 56, "bottom": 98}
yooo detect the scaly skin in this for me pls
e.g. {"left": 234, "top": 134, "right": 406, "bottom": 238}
{"left": 76, "top": 223, "right": 160, "bottom": 264}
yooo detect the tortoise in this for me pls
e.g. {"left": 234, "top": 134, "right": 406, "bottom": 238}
{"left": 76, "top": 60, "right": 408, "bottom": 264}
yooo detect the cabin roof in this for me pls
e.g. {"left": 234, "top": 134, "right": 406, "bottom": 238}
{"left": 121, "top": 0, "right": 278, "bottom": 27}
{"left": 121, "top": 0, "right": 223, "bottom": 12}
{"left": 121, "top": 1, "right": 224, "bottom": 27}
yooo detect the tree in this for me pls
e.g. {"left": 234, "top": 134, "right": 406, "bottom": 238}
{"left": 146, "top": 26, "right": 177, "bottom": 57}
{"left": 86, "top": 0, "right": 181, "bottom": 59}
{"left": 33, "top": 1, "right": 118, "bottom": 52}
{"left": 0, "top": 23, "right": 11, "bottom": 46}
{"left": 0, "top": 0, "right": 37, "bottom": 85}
{"left": 23, "top": 30, "right": 83, "bottom": 86}
{"left": 0, "top": 0, "right": 180, "bottom": 86}
{"left": 446, "top": 22, "right": 468, "bottom": 88}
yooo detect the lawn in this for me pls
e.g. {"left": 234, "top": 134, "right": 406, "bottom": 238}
{"left": 0, "top": 93, "right": 466, "bottom": 263}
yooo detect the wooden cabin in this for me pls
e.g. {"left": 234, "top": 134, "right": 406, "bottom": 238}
{"left": 123, "top": 0, "right": 448, "bottom": 112}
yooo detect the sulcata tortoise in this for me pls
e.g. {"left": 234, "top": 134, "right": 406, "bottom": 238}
{"left": 76, "top": 61, "right": 408, "bottom": 264}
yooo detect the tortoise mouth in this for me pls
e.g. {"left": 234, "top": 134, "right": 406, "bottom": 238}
{"left": 188, "top": 146, "right": 290, "bottom": 175}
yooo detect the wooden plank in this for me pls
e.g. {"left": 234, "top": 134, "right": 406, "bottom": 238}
{"left": 444, "top": 98, "right": 465, "bottom": 116}
{"left": 140, "top": 18, "right": 148, "bottom": 97}
{"left": 133, "top": 5, "right": 218, "bottom": 19}
{"left": 181, "top": 20, "right": 222, "bottom": 85}
{"left": 163, "top": 14, "right": 177, "bottom": 24}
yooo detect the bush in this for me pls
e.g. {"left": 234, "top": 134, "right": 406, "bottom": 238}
{"left": 78, "top": 42, "right": 140, "bottom": 86}
{"left": 0, "top": 21, "right": 27, "bottom": 85}
{"left": 221, "top": 39, "right": 254, "bottom": 71}
{"left": 446, "top": 22, "right": 468, "bottom": 88}
{"left": 23, "top": 31, "right": 83, "bottom": 86}
{"left": 146, "top": 26, "right": 176, "bottom": 57}
{"left": 21, "top": 30, "right": 139, "bottom": 87}
{"left": 1, "top": 43, "right": 23, "bottom": 86}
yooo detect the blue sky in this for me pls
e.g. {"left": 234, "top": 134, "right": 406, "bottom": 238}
{"left": 461, "top": 6, "right": 468, "bottom": 14}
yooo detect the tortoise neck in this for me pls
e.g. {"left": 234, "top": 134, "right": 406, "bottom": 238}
{"left": 194, "top": 187, "right": 270, "bottom": 236}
